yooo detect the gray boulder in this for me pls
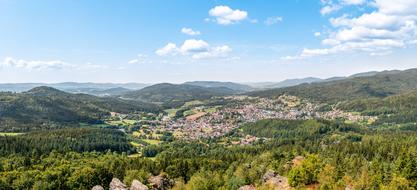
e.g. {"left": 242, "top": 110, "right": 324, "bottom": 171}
{"left": 130, "top": 179, "right": 149, "bottom": 190}
{"left": 109, "top": 178, "right": 128, "bottom": 190}
{"left": 91, "top": 185, "right": 104, "bottom": 190}
{"left": 148, "top": 174, "right": 175, "bottom": 190}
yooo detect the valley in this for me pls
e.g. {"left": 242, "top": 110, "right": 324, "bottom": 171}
{"left": 1, "top": 69, "right": 417, "bottom": 189}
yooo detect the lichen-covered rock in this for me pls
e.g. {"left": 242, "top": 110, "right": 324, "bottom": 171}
{"left": 109, "top": 178, "right": 128, "bottom": 190}
{"left": 91, "top": 185, "right": 104, "bottom": 190}
{"left": 130, "top": 179, "right": 149, "bottom": 190}
{"left": 148, "top": 173, "right": 174, "bottom": 190}
{"left": 262, "top": 170, "right": 277, "bottom": 182}
{"left": 267, "top": 175, "right": 290, "bottom": 190}
{"left": 261, "top": 170, "right": 290, "bottom": 190}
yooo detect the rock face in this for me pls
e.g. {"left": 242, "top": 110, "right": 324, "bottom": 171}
{"left": 238, "top": 185, "right": 256, "bottom": 190}
{"left": 130, "top": 179, "right": 149, "bottom": 190}
{"left": 262, "top": 170, "right": 290, "bottom": 190}
{"left": 91, "top": 185, "right": 104, "bottom": 190}
{"left": 262, "top": 170, "right": 277, "bottom": 182}
{"left": 148, "top": 174, "right": 175, "bottom": 190}
{"left": 109, "top": 178, "right": 128, "bottom": 190}
{"left": 267, "top": 175, "right": 290, "bottom": 190}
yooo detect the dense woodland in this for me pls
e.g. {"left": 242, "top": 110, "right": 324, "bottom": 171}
{"left": 249, "top": 69, "right": 417, "bottom": 103}
{"left": 0, "top": 119, "right": 416, "bottom": 189}
{"left": 1, "top": 69, "right": 417, "bottom": 189}
{"left": 0, "top": 86, "right": 160, "bottom": 132}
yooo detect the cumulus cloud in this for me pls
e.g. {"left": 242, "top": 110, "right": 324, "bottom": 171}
{"left": 128, "top": 54, "right": 151, "bottom": 64}
{"left": 180, "top": 39, "right": 209, "bottom": 53}
{"left": 0, "top": 57, "right": 73, "bottom": 70}
{"left": 192, "top": 45, "right": 232, "bottom": 59}
{"left": 181, "top": 27, "right": 201, "bottom": 36}
{"left": 209, "top": 5, "right": 248, "bottom": 25}
{"left": 155, "top": 43, "right": 178, "bottom": 56}
{"left": 155, "top": 39, "right": 232, "bottom": 60}
{"left": 284, "top": 0, "right": 417, "bottom": 60}
{"left": 264, "top": 16, "right": 283, "bottom": 26}
{"left": 320, "top": 0, "right": 367, "bottom": 15}
{"left": 321, "top": 5, "right": 342, "bottom": 15}
{"left": 342, "top": 0, "right": 367, "bottom": 5}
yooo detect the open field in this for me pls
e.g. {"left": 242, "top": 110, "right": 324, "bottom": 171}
{"left": 142, "top": 139, "right": 162, "bottom": 145}
{"left": 0, "top": 132, "right": 24, "bottom": 136}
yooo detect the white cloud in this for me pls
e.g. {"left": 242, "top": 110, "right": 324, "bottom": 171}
{"left": 128, "top": 59, "right": 139, "bottom": 64}
{"left": 1, "top": 57, "right": 73, "bottom": 70}
{"left": 155, "top": 43, "right": 178, "bottom": 56}
{"left": 374, "top": 0, "right": 417, "bottom": 14}
{"left": 180, "top": 39, "right": 209, "bottom": 53}
{"left": 321, "top": 5, "right": 342, "bottom": 15}
{"left": 181, "top": 27, "right": 201, "bottom": 36}
{"left": 128, "top": 54, "right": 151, "bottom": 64}
{"left": 286, "top": 0, "right": 417, "bottom": 59}
{"left": 209, "top": 5, "right": 248, "bottom": 25}
{"left": 342, "top": 0, "right": 366, "bottom": 5}
{"left": 155, "top": 39, "right": 232, "bottom": 60}
{"left": 192, "top": 45, "right": 232, "bottom": 59}
{"left": 320, "top": 0, "right": 367, "bottom": 15}
{"left": 314, "top": 32, "right": 322, "bottom": 37}
{"left": 264, "top": 16, "right": 283, "bottom": 26}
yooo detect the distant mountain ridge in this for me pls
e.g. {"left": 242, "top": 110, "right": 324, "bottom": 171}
{"left": 0, "top": 82, "right": 149, "bottom": 94}
{"left": 122, "top": 83, "right": 239, "bottom": 108}
{"left": 183, "top": 81, "right": 254, "bottom": 92}
{"left": 249, "top": 68, "right": 417, "bottom": 102}
{"left": 247, "top": 70, "right": 383, "bottom": 89}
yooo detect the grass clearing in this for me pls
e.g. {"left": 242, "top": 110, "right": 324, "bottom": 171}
{"left": 142, "top": 139, "right": 162, "bottom": 145}
{"left": 0, "top": 132, "right": 24, "bottom": 136}
{"left": 184, "top": 100, "right": 204, "bottom": 107}
{"left": 130, "top": 141, "right": 143, "bottom": 147}
{"left": 165, "top": 108, "right": 180, "bottom": 117}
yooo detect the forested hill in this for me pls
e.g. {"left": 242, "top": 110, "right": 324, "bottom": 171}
{"left": 249, "top": 68, "right": 417, "bottom": 102}
{"left": 121, "top": 83, "right": 238, "bottom": 108}
{"left": 183, "top": 81, "right": 254, "bottom": 92}
{"left": 0, "top": 86, "right": 160, "bottom": 132}
{"left": 339, "top": 89, "right": 417, "bottom": 124}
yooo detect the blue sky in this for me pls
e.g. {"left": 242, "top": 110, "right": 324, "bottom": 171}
{"left": 1, "top": 0, "right": 417, "bottom": 83}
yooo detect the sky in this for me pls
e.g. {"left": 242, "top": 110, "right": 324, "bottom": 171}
{"left": 1, "top": 0, "right": 417, "bottom": 83}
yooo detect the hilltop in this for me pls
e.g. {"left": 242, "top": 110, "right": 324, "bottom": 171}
{"left": 183, "top": 81, "right": 254, "bottom": 92}
{"left": 249, "top": 68, "right": 417, "bottom": 102}
{"left": 121, "top": 83, "right": 239, "bottom": 108}
{"left": 0, "top": 86, "right": 160, "bottom": 132}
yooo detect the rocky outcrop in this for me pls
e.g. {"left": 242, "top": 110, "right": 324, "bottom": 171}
{"left": 263, "top": 170, "right": 277, "bottom": 182}
{"left": 148, "top": 173, "right": 175, "bottom": 190}
{"left": 238, "top": 185, "right": 256, "bottom": 190}
{"left": 93, "top": 178, "right": 150, "bottom": 190}
{"left": 262, "top": 170, "right": 290, "bottom": 190}
{"left": 91, "top": 185, "right": 104, "bottom": 190}
{"left": 109, "top": 178, "right": 128, "bottom": 190}
{"left": 130, "top": 180, "right": 149, "bottom": 190}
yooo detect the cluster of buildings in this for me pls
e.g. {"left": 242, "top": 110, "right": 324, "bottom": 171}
{"left": 128, "top": 95, "right": 376, "bottom": 143}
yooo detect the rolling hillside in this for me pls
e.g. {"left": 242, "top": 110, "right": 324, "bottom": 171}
{"left": 183, "top": 81, "right": 254, "bottom": 92}
{"left": 339, "top": 89, "right": 417, "bottom": 124}
{"left": 249, "top": 69, "right": 417, "bottom": 102}
{"left": 0, "top": 86, "right": 160, "bottom": 132}
{"left": 122, "top": 83, "right": 238, "bottom": 108}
